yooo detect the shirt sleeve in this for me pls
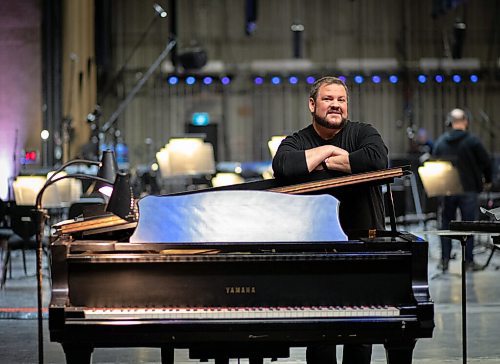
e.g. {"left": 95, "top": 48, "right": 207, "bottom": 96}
{"left": 348, "top": 124, "right": 389, "bottom": 173}
{"left": 272, "top": 134, "right": 309, "bottom": 179}
{"left": 472, "top": 136, "right": 493, "bottom": 183}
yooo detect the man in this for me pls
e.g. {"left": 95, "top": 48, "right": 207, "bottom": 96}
{"left": 272, "top": 76, "right": 388, "bottom": 364}
{"left": 433, "top": 108, "right": 492, "bottom": 272}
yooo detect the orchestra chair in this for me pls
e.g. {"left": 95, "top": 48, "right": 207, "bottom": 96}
{"left": 1, "top": 205, "right": 48, "bottom": 288}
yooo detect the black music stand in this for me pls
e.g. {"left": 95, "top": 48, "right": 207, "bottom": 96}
{"left": 418, "top": 162, "right": 468, "bottom": 364}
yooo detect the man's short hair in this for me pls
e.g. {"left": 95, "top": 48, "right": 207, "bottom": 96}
{"left": 309, "top": 76, "right": 349, "bottom": 102}
{"left": 446, "top": 108, "right": 468, "bottom": 126}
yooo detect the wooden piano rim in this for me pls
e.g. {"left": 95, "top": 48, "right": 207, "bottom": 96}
{"left": 268, "top": 167, "right": 407, "bottom": 194}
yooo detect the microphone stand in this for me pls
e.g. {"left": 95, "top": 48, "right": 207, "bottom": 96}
{"left": 100, "top": 38, "right": 176, "bottom": 135}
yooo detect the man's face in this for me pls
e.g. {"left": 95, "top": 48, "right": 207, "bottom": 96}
{"left": 309, "top": 83, "right": 348, "bottom": 130}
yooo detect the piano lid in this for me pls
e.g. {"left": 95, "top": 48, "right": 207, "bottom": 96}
{"left": 130, "top": 190, "right": 347, "bottom": 243}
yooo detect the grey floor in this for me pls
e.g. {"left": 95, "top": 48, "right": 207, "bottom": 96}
{"left": 1, "top": 228, "right": 500, "bottom": 364}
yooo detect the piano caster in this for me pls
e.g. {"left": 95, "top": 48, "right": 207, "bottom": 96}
{"left": 160, "top": 346, "right": 174, "bottom": 364}
{"left": 62, "top": 344, "right": 93, "bottom": 364}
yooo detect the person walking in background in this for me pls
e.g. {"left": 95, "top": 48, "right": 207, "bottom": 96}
{"left": 433, "top": 108, "right": 492, "bottom": 272}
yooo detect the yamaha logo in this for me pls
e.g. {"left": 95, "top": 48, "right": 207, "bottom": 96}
{"left": 225, "top": 286, "right": 256, "bottom": 294}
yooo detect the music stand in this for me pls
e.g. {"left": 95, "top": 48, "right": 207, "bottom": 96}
{"left": 418, "top": 161, "right": 468, "bottom": 364}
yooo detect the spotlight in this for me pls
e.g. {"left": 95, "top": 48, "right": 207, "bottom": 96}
{"left": 371, "top": 75, "right": 381, "bottom": 84}
{"left": 185, "top": 76, "right": 196, "bottom": 85}
{"left": 254, "top": 76, "right": 264, "bottom": 85}
{"left": 271, "top": 76, "right": 281, "bottom": 85}
{"left": 168, "top": 76, "right": 179, "bottom": 85}
{"left": 389, "top": 75, "right": 398, "bottom": 84}
{"left": 221, "top": 76, "right": 231, "bottom": 85}
{"left": 40, "top": 130, "right": 50, "bottom": 140}
{"left": 452, "top": 74, "right": 461, "bottom": 83}
{"left": 434, "top": 75, "right": 444, "bottom": 83}
{"left": 306, "top": 76, "right": 315, "bottom": 84}
{"left": 354, "top": 75, "right": 364, "bottom": 84}
{"left": 288, "top": 76, "right": 298, "bottom": 85}
{"left": 338, "top": 76, "right": 346, "bottom": 83}
{"left": 470, "top": 74, "right": 479, "bottom": 83}
{"left": 203, "top": 76, "right": 213, "bottom": 85}
{"left": 153, "top": 3, "right": 167, "bottom": 18}
{"left": 418, "top": 74, "right": 427, "bottom": 84}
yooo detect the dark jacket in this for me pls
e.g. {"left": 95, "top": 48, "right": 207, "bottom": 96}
{"left": 432, "top": 129, "right": 492, "bottom": 193}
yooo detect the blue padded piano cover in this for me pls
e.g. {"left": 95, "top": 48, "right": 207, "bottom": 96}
{"left": 130, "top": 190, "right": 347, "bottom": 243}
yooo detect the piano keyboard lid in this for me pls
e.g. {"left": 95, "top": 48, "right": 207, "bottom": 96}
{"left": 130, "top": 190, "right": 348, "bottom": 243}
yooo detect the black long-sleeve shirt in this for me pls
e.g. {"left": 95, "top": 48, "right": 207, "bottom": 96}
{"left": 272, "top": 121, "right": 389, "bottom": 233}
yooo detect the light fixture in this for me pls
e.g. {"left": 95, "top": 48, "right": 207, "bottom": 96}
{"left": 93, "top": 150, "right": 118, "bottom": 196}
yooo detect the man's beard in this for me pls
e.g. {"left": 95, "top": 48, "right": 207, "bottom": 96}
{"left": 313, "top": 111, "right": 347, "bottom": 130}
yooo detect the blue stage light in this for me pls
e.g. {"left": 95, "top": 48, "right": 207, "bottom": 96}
{"left": 271, "top": 76, "right": 281, "bottom": 85}
{"left": 372, "top": 75, "right": 381, "bottom": 84}
{"left": 185, "top": 76, "right": 196, "bottom": 85}
{"left": 202, "top": 76, "right": 213, "bottom": 85}
{"left": 338, "top": 76, "right": 346, "bottom": 83}
{"left": 470, "top": 74, "right": 479, "bottom": 83}
{"left": 306, "top": 76, "right": 315, "bottom": 84}
{"left": 254, "top": 76, "right": 264, "bottom": 85}
{"left": 221, "top": 76, "right": 231, "bottom": 85}
{"left": 418, "top": 75, "right": 427, "bottom": 84}
{"left": 452, "top": 74, "right": 461, "bottom": 83}
{"left": 168, "top": 76, "right": 179, "bottom": 85}
{"left": 354, "top": 75, "right": 364, "bottom": 84}
{"left": 389, "top": 75, "right": 398, "bottom": 84}
{"left": 289, "top": 76, "right": 298, "bottom": 85}
{"left": 434, "top": 75, "right": 444, "bottom": 83}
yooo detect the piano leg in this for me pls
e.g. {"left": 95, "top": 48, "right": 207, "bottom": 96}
{"left": 384, "top": 340, "right": 416, "bottom": 364}
{"left": 62, "top": 344, "right": 93, "bottom": 364}
{"left": 160, "top": 346, "right": 174, "bottom": 364}
{"left": 214, "top": 357, "right": 229, "bottom": 364}
{"left": 249, "top": 357, "right": 264, "bottom": 364}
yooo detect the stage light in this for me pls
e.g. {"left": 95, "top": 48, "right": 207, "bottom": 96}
{"left": 271, "top": 76, "right": 281, "bottom": 85}
{"left": 40, "top": 130, "right": 50, "bottom": 140}
{"left": 434, "top": 75, "right": 444, "bottom": 83}
{"left": 168, "top": 76, "right": 179, "bottom": 85}
{"left": 371, "top": 75, "right": 381, "bottom": 84}
{"left": 470, "top": 74, "right": 479, "bottom": 83}
{"left": 221, "top": 76, "right": 231, "bottom": 85}
{"left": 288, "top": 76, "right": 298, "bottom": 85}
{"left": 338, "top": 76, "right": 346, "bottom": 83}
{"left": 389, "top": 75, "right": 398, "bottom": 84}
{"left": 185, "top": 76, "right": 196, "bottom": 85}
{"left": 306, "top": 76, "right": 315, "bottom": 84}
{"left": 418, "top": 74, "right": 427, "bottom": 84}
{"left": 203, "top": 76, "right": 213, "bottom": 85}
{"left": 354, "top": 75, "right": 364, "bottom": 84}
{"left": 254, "top": 76, "right": 264, "bottom": 85}
{"left": 452, "top": 74, "right": 461, "bottom": 83}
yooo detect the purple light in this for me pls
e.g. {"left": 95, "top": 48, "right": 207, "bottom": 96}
{"left": 288, "top": 76, "right": 298, "bottom": 85}
{"left": 306, "top": 76, "right": 315, "bottom": 84}
{"left": 371, "top": 75, "right": 381, "bottom": 84}
{"left": 185, "top": 76, "right": 196, "bottom": 85}
{"left": 221, "top": 76, "right": 231, "bottom": 85}
{"left": 338, "top": 76, "right": 346, "bottom": 83}
{"left": 203, "top": 76, "right": 213, "bottom": 85}
{"left": 434, "top": 75, "right": 444, "bottom": 83}
{"left": 254, "top": 77, "right": 264, "bottom": 85}
{"left": 271, "top": 76, "right": 281, "bottom": 85}
{"left": 470, "top": 74, "right": 479, "bottom": 83}
{"left": 452, "top": 74, "right": 462, "bottom": 83}
{"left": 389, "top": 75, "right": 398, "bottom": 84}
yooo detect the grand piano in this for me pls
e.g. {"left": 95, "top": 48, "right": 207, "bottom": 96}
{"left": 48, "top": 167, "right": 434, "bottom": 364}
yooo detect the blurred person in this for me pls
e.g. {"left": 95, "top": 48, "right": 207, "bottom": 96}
{"left": 433, "top": 108, "right": 492, "bottom": 272}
